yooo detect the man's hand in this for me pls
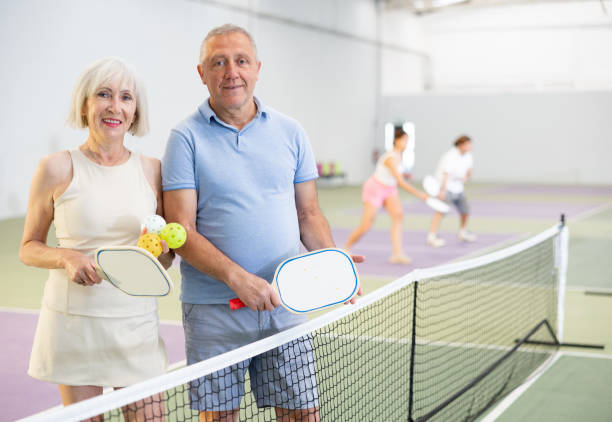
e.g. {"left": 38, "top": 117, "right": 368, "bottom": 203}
{"left": 142, "top": 227, "right": 175, "bottom": 269}
{"left": 345, "top": 254, "right": 365, "bottom": 305}
{"left": 229, "top": 273, "right": 281, "bottom": 312}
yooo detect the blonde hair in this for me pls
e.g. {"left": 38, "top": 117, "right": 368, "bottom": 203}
{"left": 199, "top": 23, "right": 258, "bottom": 65}
{"left": 68, "top": 57, "right": 149, "bottom": 136}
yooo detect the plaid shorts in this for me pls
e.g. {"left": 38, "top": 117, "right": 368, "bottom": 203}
{"left": 182, "top": 303, "right": 319, "bottom": 411}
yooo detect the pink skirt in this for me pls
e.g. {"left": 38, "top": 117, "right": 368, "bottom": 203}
{"left": 362, "top": 176, "right": 398, "bottom": 208}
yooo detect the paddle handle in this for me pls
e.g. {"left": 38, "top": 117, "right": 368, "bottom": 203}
{"left": 229, "top": 298, "right": 246, "bottom": 310}
{"left": 95, "top": 266, "right": 109, "bottom": 282}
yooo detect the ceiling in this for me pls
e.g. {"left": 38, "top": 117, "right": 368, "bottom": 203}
{"left": 382, "top": 0, "right": 606, "bottom": 15}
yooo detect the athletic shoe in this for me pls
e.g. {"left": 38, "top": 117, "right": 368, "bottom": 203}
{"left": 389, "top": 254, "right": 412, "bottom": 264}
{"left": 427, "top": 234, "right": 446, "bottom": 247}
{"left": 458, "top": 230, "right": 477, "bottom": 242}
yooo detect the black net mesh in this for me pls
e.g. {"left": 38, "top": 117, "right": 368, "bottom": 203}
{"left": 30, "top": 227, "right": 562, "bottom": 422}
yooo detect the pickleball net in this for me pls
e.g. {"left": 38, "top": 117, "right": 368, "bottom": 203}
{"left": 22, "top": 222, "right": 568, "bottom": 422}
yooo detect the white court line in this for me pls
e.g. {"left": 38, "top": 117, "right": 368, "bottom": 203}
{"left": 480, "top": 352, "right": 561, "bottom": 422}
{"left": 456, "top": 200, "right": 611, "bottom": 269}
{"left": 567, "top": 201, "right": 612, "bottom": 223}
{"left": 480, "top": 349, "right": 612, "bottom": 421}
{"left": 159, "top": 319, "right": 182, "bottom": 326}
{"left": 0, "top": 306, "right": 40, "bottom": 315}
{"left": 0, "top": 306, "right": 185, "bottom": 327}
{"left": 567, "top": 286, "right": 612, "bottom": 294}
{"left": 449, "top": 232, "right": 530, "bottom": 263}
{"left": 559, "top": 350, "right": 612, "bottom": 360}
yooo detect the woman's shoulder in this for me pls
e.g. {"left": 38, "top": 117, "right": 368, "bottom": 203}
{"left": 381, "top": 150, "right": 400, "bottom": 164}
{"left": 37, "top": 151, "right": 73, "bottom": 182}
{"left": 138, "top": 154, "right": 161, "bottom": 188}
{"left": 138, "top": 154, "right": 161, "bottom": 172}
{"left": 27, "top": 151, "right": 73, "bottom": 199}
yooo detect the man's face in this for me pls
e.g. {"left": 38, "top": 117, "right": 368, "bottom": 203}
{"left": 459, "top": 141, "right": 472, "bottom": 154}
{"left": 198, "top": 32, "right": 261, "bottom": 114}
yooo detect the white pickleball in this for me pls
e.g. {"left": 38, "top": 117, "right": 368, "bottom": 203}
{"left": 141, "top": 215, "right": 167, "bottom": 235}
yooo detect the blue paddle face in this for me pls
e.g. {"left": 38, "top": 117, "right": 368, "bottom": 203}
{"left": 274, "top": 248, "right": 359, "bottom": 314}
{"left": 95, "top": 247, "right": 173, "bottom": 296}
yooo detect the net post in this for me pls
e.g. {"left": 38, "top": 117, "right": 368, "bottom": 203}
{"left": 557, "top": 213, "right": 569, "bottom": 341}
{"left": 408, "top": 281, "right": 418, "bottom": 422}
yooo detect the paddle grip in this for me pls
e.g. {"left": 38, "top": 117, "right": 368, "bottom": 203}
{"left": 229, "top": 298, "right": 246, "bottom": 310}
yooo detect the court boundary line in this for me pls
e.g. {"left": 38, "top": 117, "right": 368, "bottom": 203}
{"left": 480, "top": 352, "right": 562, "bottom": 422}
{"left": 559, "top": 350, "right": 612, "bottom": 360}
{"left": 479, "top": 349, "right": 612, "bottom": 421}
{"left": 448, "top": 232, "right": 530, "bottom": 263}
{"left": 567, "top": 286, "right": 612, "bottom": 294}
{"left": 0, "top": 306, "right": 40, "bottom": 315}
{"left": 458, "top": 200, "right": 611, "bottom": 269}
{"left": 567, "top": 201, "right": 612, "bottom": 223}
{"left": 0, "top": 306, "right": 184, "bottom": 326}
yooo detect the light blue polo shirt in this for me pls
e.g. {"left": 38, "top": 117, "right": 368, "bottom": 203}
{"left": 162, "top": 98, "right": 319, "bottom": 304}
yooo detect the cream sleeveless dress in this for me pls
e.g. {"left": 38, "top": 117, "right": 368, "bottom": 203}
{"left": 28, "top": 150, "right": 168, "bottom": 386}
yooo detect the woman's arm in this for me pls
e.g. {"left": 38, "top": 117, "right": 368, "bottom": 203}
{"left": 19, "top": 152, "right": 101, "bottom": 285}
{"left": 384, "top": 156, "right": 428, "bottom": 200}
{"left": 141, "top": 155, "right": 175, "bottom": 269}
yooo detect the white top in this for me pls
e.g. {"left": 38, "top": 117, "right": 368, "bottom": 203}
{"left": 42, "top": 149, "right": 158, "bottom": 317}
{"left": 373, "top": 150, "right": 402, "bottom": 186}
{"left": 435, "top": 147, "right": 473, "bottom": 194}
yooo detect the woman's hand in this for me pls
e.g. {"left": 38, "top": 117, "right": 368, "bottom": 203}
{"left": 62, "top": 249, "right": 102, "bottom": 286}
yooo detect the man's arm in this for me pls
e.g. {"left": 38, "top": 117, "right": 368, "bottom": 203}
{"left": 295, "top": 180, "right": 363, "bottom": 302}
{"left": 163, "top": 189, "right": 280, "bottom": 311}
{"left": 294, "top": 180, "right": 335, "bottom": 251}
{"left": 438, "top": 172, "right": 449, "bottom": 199}
{"left": 464, "top": 168, "right": 472, "bottom": 183}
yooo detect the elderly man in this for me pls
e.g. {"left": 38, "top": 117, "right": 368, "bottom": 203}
{"left": 162, "top": 24, "right": 361, "bottom": 421}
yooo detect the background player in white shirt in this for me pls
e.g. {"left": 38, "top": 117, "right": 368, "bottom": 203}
{"left": 427, "top": 135, "right": 476, "bottom": 247}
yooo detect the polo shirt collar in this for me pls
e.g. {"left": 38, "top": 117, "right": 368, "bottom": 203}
{"left": 198, "top": 96, "right": 269, "bottom": 124}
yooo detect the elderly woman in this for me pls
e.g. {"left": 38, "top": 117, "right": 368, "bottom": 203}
{"left": 20, "top": 57, "right": 170, "bottom": 420}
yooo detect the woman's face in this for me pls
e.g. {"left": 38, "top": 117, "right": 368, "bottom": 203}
{"left": 83, "top": 79, "right": 137, "bottom": 142}
{"left": 395, "top": 134, "right": 408, "bottom": 151}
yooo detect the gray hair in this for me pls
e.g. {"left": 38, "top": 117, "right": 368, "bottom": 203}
{"left": 199, "top": 23, "right": 258, "bottom": 64}
{"left": 67, "top": 57, "right": 149, "bottom": 136}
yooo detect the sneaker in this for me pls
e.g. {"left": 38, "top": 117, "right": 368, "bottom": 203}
{"left": 389, "top": 254, "right": 412, "bottom": 265}
{"left": 458, "top": 230, "right": 477, "bottom": 242}
{"left": 427, "top": 234, "right": 446, "bottom": 247}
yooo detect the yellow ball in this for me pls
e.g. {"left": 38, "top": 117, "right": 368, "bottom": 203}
{"left": 160, "top": 223, "right": 187, "bottom": 249}
{"left": 137, "top": 233, "right": 163, "bottom": 257}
